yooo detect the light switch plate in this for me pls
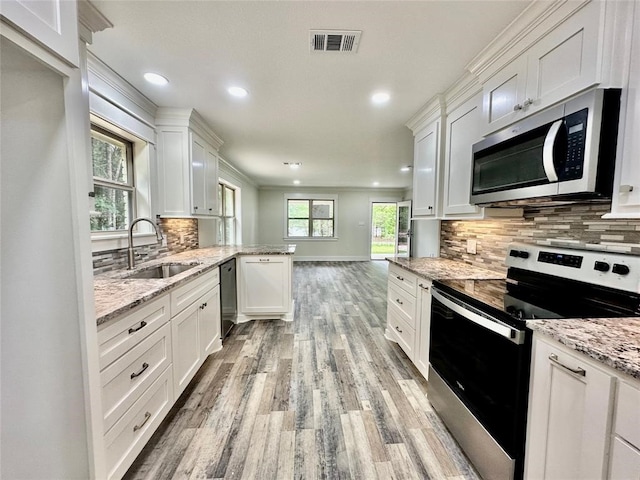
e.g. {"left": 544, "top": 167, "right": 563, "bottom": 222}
{"left": 467, "top": 239, "right": 477, "bottom": 254}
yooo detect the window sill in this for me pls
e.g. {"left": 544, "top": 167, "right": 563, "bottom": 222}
{"left": 284, "top": 237, "right": 339, "bottom": 242}
{"left": 91, "top": 232, "right": 160, "bottom": 253}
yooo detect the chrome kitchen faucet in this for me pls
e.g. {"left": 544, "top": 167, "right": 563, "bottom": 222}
{"left": 127, "top": 217, "right": 164, "bottom": 269}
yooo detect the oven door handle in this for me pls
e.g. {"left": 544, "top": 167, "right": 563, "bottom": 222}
{"left": 432, "top": 289, "right": 526, "bottom": 345}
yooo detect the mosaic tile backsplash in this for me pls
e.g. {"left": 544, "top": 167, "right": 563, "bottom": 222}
{"left": 440, "top": 203, "right": 640, "bottom": 274}
{"left": 92, "top": 218, "right": 199, "bottom": 274}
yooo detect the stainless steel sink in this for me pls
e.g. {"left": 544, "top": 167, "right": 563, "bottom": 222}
{"left": 126, "top": 263, "right": 197, "bottom": 279}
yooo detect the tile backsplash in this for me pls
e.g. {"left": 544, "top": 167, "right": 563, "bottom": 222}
{"left": 92, "top": 218, "right": 199, "bottom": 274}
{"left": 440, "top": 203, "right": 640, "bottom": 274}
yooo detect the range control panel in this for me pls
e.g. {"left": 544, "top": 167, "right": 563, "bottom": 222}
{"left": 506, "top": 243, "right": 640, "bottom": 293}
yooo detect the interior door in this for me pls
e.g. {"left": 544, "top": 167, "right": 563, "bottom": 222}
{"left": 395, "top": 201, "right": 412, "bottom": 257}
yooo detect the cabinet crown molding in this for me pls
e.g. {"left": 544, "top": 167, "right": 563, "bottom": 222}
{"left": 78, "top": 0, "right": 113, "bottom": 44}
{"left": 405, "top": 95, "right": 445, "bottom": 135}
{"left": 155, "top": 108, "right": 224, "bottom": 150}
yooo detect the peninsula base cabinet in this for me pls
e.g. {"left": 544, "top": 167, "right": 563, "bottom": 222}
{"left": 414, "top": 280, "right": 432, "bottom": 380}
{"left": 97, "top": 269, "right": 221, "bottom": 479}
{"left": 525, "top": 334, "right": 640, "bottom": 480}
{"left": 237, "top": 255, "right": 293, "bottom": 322}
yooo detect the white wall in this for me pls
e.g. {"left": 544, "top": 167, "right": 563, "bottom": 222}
{"left": 257, "top": 187, "right": 404, "bottom": 260}
{"left": 1, "top": 38, "right": 91, "bottom": 478}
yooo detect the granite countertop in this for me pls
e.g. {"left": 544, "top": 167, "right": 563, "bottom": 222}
{"left": 528, "top": 318, "right": 640, "bottom": 380}
{"left": 94, "top": 245, "right": 295, "bottom": 326}
{"left": 386, "top": 256, "right": 505, "bottom": 280}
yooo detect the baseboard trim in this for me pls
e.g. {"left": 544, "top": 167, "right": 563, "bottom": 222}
{"left": 293, "top": 256, "right": 371, "bottom": 262}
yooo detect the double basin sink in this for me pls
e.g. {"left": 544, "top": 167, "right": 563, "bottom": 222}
{"left": 125, "top": 263, "right": 198, "bottom": 279}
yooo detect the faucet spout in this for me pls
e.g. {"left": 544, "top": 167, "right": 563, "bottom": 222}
{"left": 127, "top": 217, "right": 164, "bottom": 269}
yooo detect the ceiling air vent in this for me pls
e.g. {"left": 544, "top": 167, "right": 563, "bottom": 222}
{"left": 310, "top": 30, "right": 362, "bottom": 53}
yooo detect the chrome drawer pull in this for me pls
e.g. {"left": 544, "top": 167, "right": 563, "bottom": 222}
{"left": 395, "top": 299, "right": 403, "bottom": 305}
{"left": 396, "top": 275, "right": 404, "bottom": 281}
{"left": 395, "top": 325, "right": 403, "bottom": 334}
{"left": 133, "top": 412, "right": 151, "bottom": 432}
{"left": 128, "top": 321, "right": 147, "bottom": 334}
{"left": 548, "top": 354, "right": 586, "bottom": 377}
{"left": 130, "top": 362, "right": 149, "bottom": 379}
{"left": 259, "top": 258, "right": 270, "bottom": 262}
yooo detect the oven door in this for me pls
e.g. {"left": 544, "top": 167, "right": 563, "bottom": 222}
{"left": 429, "top": 288, "right": 531, "bottom": 480}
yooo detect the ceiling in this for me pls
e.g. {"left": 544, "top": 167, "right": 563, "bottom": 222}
{"left": 88, "top": 1, "right": 530, "bottom": 189}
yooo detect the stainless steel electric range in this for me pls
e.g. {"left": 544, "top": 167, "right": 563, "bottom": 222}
{"left": 428, "top": 243, "right": 640, "bottom": 480}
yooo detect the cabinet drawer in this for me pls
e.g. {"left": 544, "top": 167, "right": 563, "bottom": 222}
{"left": 104, "top": 366, "right": 173, "bottom": 480}
{"left": 171, "top": 269, "right": 219, "bottom": 316}
{"left": 387, "top": 303, "right": 415, "bottom": 359}
{"left": 100, "top": 322, "right": 172, "bottom": 433}
{"left": 388, "top": 264, "right": 418, "bottom": 296}
{"left": 98, "top": 295, "right": 170, "bottom": 370}
{"left": 387, "top": 282, "right": 416, "bottom": 328}
{"left": 614, "top": 381, "right": 640, "bottom": 448}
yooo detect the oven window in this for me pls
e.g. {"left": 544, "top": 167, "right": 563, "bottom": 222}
{"left": 429, "top": 296, "right": 531, "bottom": 457}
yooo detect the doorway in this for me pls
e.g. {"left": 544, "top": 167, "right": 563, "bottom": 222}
{"left": 370, "top": 202, "right": 397, "bottom": 260}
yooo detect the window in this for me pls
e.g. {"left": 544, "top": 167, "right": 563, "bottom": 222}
{"left": 218, "top": 183, "right": 236, "bottom": 244}
{"left": 287, "top": 198, "right": 335, "bottom": 237}
{"left": 90, "top": 126, "right": 134, "bottom": 232}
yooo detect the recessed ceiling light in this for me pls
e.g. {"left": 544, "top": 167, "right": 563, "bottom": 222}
{"left": 373, "top": 181, "right": 380, "bottom": 186}
{"left": 400, "top": 166, "right": 412, "bottom": 172}
{"left": 293, "top": 180, "right": 301, "bottom": 185}
{"left": 144, "top": 72, "right": 169, "bottom": 86}
{"left": 284, "top": 162, "right": 301, "bottom": 169}
{"left": 371, "top": 92, "right": 390, "bottom": 105}
{"left": 228, "top": 86, "right": 248, "bottom": 98}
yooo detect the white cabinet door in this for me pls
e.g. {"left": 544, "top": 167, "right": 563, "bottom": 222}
{"left": 414, "top": 281, "right": 432, "bottom": 379}
{"left": 482, "top": 56, "right": 528, "bottom": 133}
{"left": 171, "top": 302, "right": 201, "bottom": 399}
{"left": 199, "top": 285, "right": 221, "bottom": 356}
{"left": 239, "top": 256, "right": 291, "bottom": 314}
{"left": 443, "top": 92, "right": 483, "bottom": 217}
{"left": 205, "top": 146, "right": 219, "bottom": 216}
{"left": 412, "top": 121, "right": 440, "bottom": 217}
{"left": 609, "top": 0, "right": 640, "bottom": 217}
{"left": 0, "top": 0, "right": 79, "bottom": 66}
{"left": 609, "top": 437, "right": 640, "bottom": 480}
{"left": 525, "top": 337, "right": 615, "bottom": 480}
{"left": 190, "top": 132, "right": 207, "bottom": 215}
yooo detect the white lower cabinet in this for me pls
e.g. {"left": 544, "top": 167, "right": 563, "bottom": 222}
{"left": 97, "top": 268, "right": 221, "bottom": 479}
{"left": 414, "top": 280, "right": 432, "bottom": 379}
{"left": 608, "top": 381, "right": 640, "bottom": 479}
{"left": 238, "top": 255, "right": 293, "bottom": 320}
{"left": 525, "top": 335, "right": 615, "bottom": 480}
{"left": 385, "top": 264, "right": 418, "bottom": 361}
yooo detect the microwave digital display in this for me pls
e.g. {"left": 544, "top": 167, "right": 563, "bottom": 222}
{"left": 569, "top": 124, "right": 584, "bottom": 134}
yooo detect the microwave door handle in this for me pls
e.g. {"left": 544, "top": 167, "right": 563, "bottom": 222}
{"left": 542, "top": 120, "right": 563, "bottom": 182}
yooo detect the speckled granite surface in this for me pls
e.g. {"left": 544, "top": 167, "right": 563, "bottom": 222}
{"left": 527, "top": 318, "right": 640, "bottom": 380}
{"left": 95, "top": 245, "right": 295, "bottom": 326}
{"left": 386, "top": 256, "right": 505, "bottom": 281}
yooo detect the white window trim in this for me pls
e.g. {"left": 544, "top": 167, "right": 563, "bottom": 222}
{"left": 219, "top": 178, "right": 241, "bottom": 245}
{"left": 283, "top": 193, "right": 339, "bottom": 241}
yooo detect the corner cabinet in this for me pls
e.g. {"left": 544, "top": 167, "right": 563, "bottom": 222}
{"left": 0, "top": 0, "right": 79, "bottom": 67}
{"left": 237, "top": 255, "right": 293, "bottom": 322}
{"left": 525, "top": 335, "right": 615, "bottom": 480}
{"left": 155, "top": 108, "right": 223, "bottom": 218}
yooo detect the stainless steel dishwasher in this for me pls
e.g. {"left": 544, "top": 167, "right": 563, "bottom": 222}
{"left": 219, "top": 258, "right": 237, "bottom": 339}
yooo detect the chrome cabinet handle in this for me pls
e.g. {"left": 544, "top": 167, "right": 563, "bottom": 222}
{"left": 620, "top": 185, "right": 634, "bottom": 193}
{"left": 396, "top": 275, "right": 404, "bottom": 281}
{"left": 259, "top": 258, "right": 270, "bottom": 262}
{"left": 513, "top": 103, "right": 523, "bottom": 111}
{"left": 133, "top": 412, "right": 151, "bottom": 432}
{"left": 548, "top": 354, "right": 586, "bottom": 377}
{"left": 523, "top": 98, "right": 534, "bottom": 108}
{"left": 128, "top": 321, "right": 147, "bottom": 334}
{"left": 395, "top": 325, "right": 403, "bottom": 333}
{"left": 395, "top": 298, "right": 403, "bottom": 305}
{"left": 130, "top": 362, "right": 149, "bottom": 379}
{"left": 418, "top": 283, "right": 429, "bottom": 290}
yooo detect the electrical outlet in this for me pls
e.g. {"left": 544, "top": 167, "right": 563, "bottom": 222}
{"left": 467, "top": 239, "right": 477, "bottom": 255}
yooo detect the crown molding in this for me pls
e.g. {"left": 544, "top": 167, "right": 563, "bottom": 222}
{"left": 443, "top": 73, "right": 482, "bottom": 114}
{"left": 78, "top": 0, "right": 113, "bottom": 44}
{"left": 218, "top": 156, "right": 258, "bottom": 188}
{"left": 87, "top": 52, "right": 157, "bottom": 127}
{"left": 405, "top": 95, "right": 445, "bottom": 134}
{"left": 155, "top": 108, "right": 224, "bottom": 150}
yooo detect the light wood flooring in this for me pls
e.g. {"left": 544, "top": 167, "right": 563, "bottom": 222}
{"left": 124, "top": 261, "right": 480, "bottom": 479}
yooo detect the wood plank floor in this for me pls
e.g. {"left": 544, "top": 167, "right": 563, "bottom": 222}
{"left": 124, "top": 261, "right": 480, "bottom": 480}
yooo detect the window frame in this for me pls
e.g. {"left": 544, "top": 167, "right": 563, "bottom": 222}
{"left": 284, "top": 193, "right": 338, "bottom": 240}
{"left": 90, "top": 124, "right": 136, "bottom": 233}
{"left": 218, "top": 181, "right": 237, "bottom": 245}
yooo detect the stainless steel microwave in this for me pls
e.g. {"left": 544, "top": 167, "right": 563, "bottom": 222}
{"left": 470, "top": 89, "right": 621, "bottom": 205}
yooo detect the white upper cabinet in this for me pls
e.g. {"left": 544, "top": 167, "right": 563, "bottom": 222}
{"left": 155, "top": 108, "right": 222, "bottom": 218}
{"left": 0, "top": 0, "right": 79, "bottom": 66}
{"left": 411, "top": 117, "right": 442, "bottom": 217}
{"left": 606, "top": 1, "right": 640, "bottom": 218}
{"left": 477, "top": 1, "right": 608, "bottom": 134}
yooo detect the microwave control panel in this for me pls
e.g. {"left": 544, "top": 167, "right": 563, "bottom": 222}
{"left": 559, "top": 108, "right": 588, "bottom": 181}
